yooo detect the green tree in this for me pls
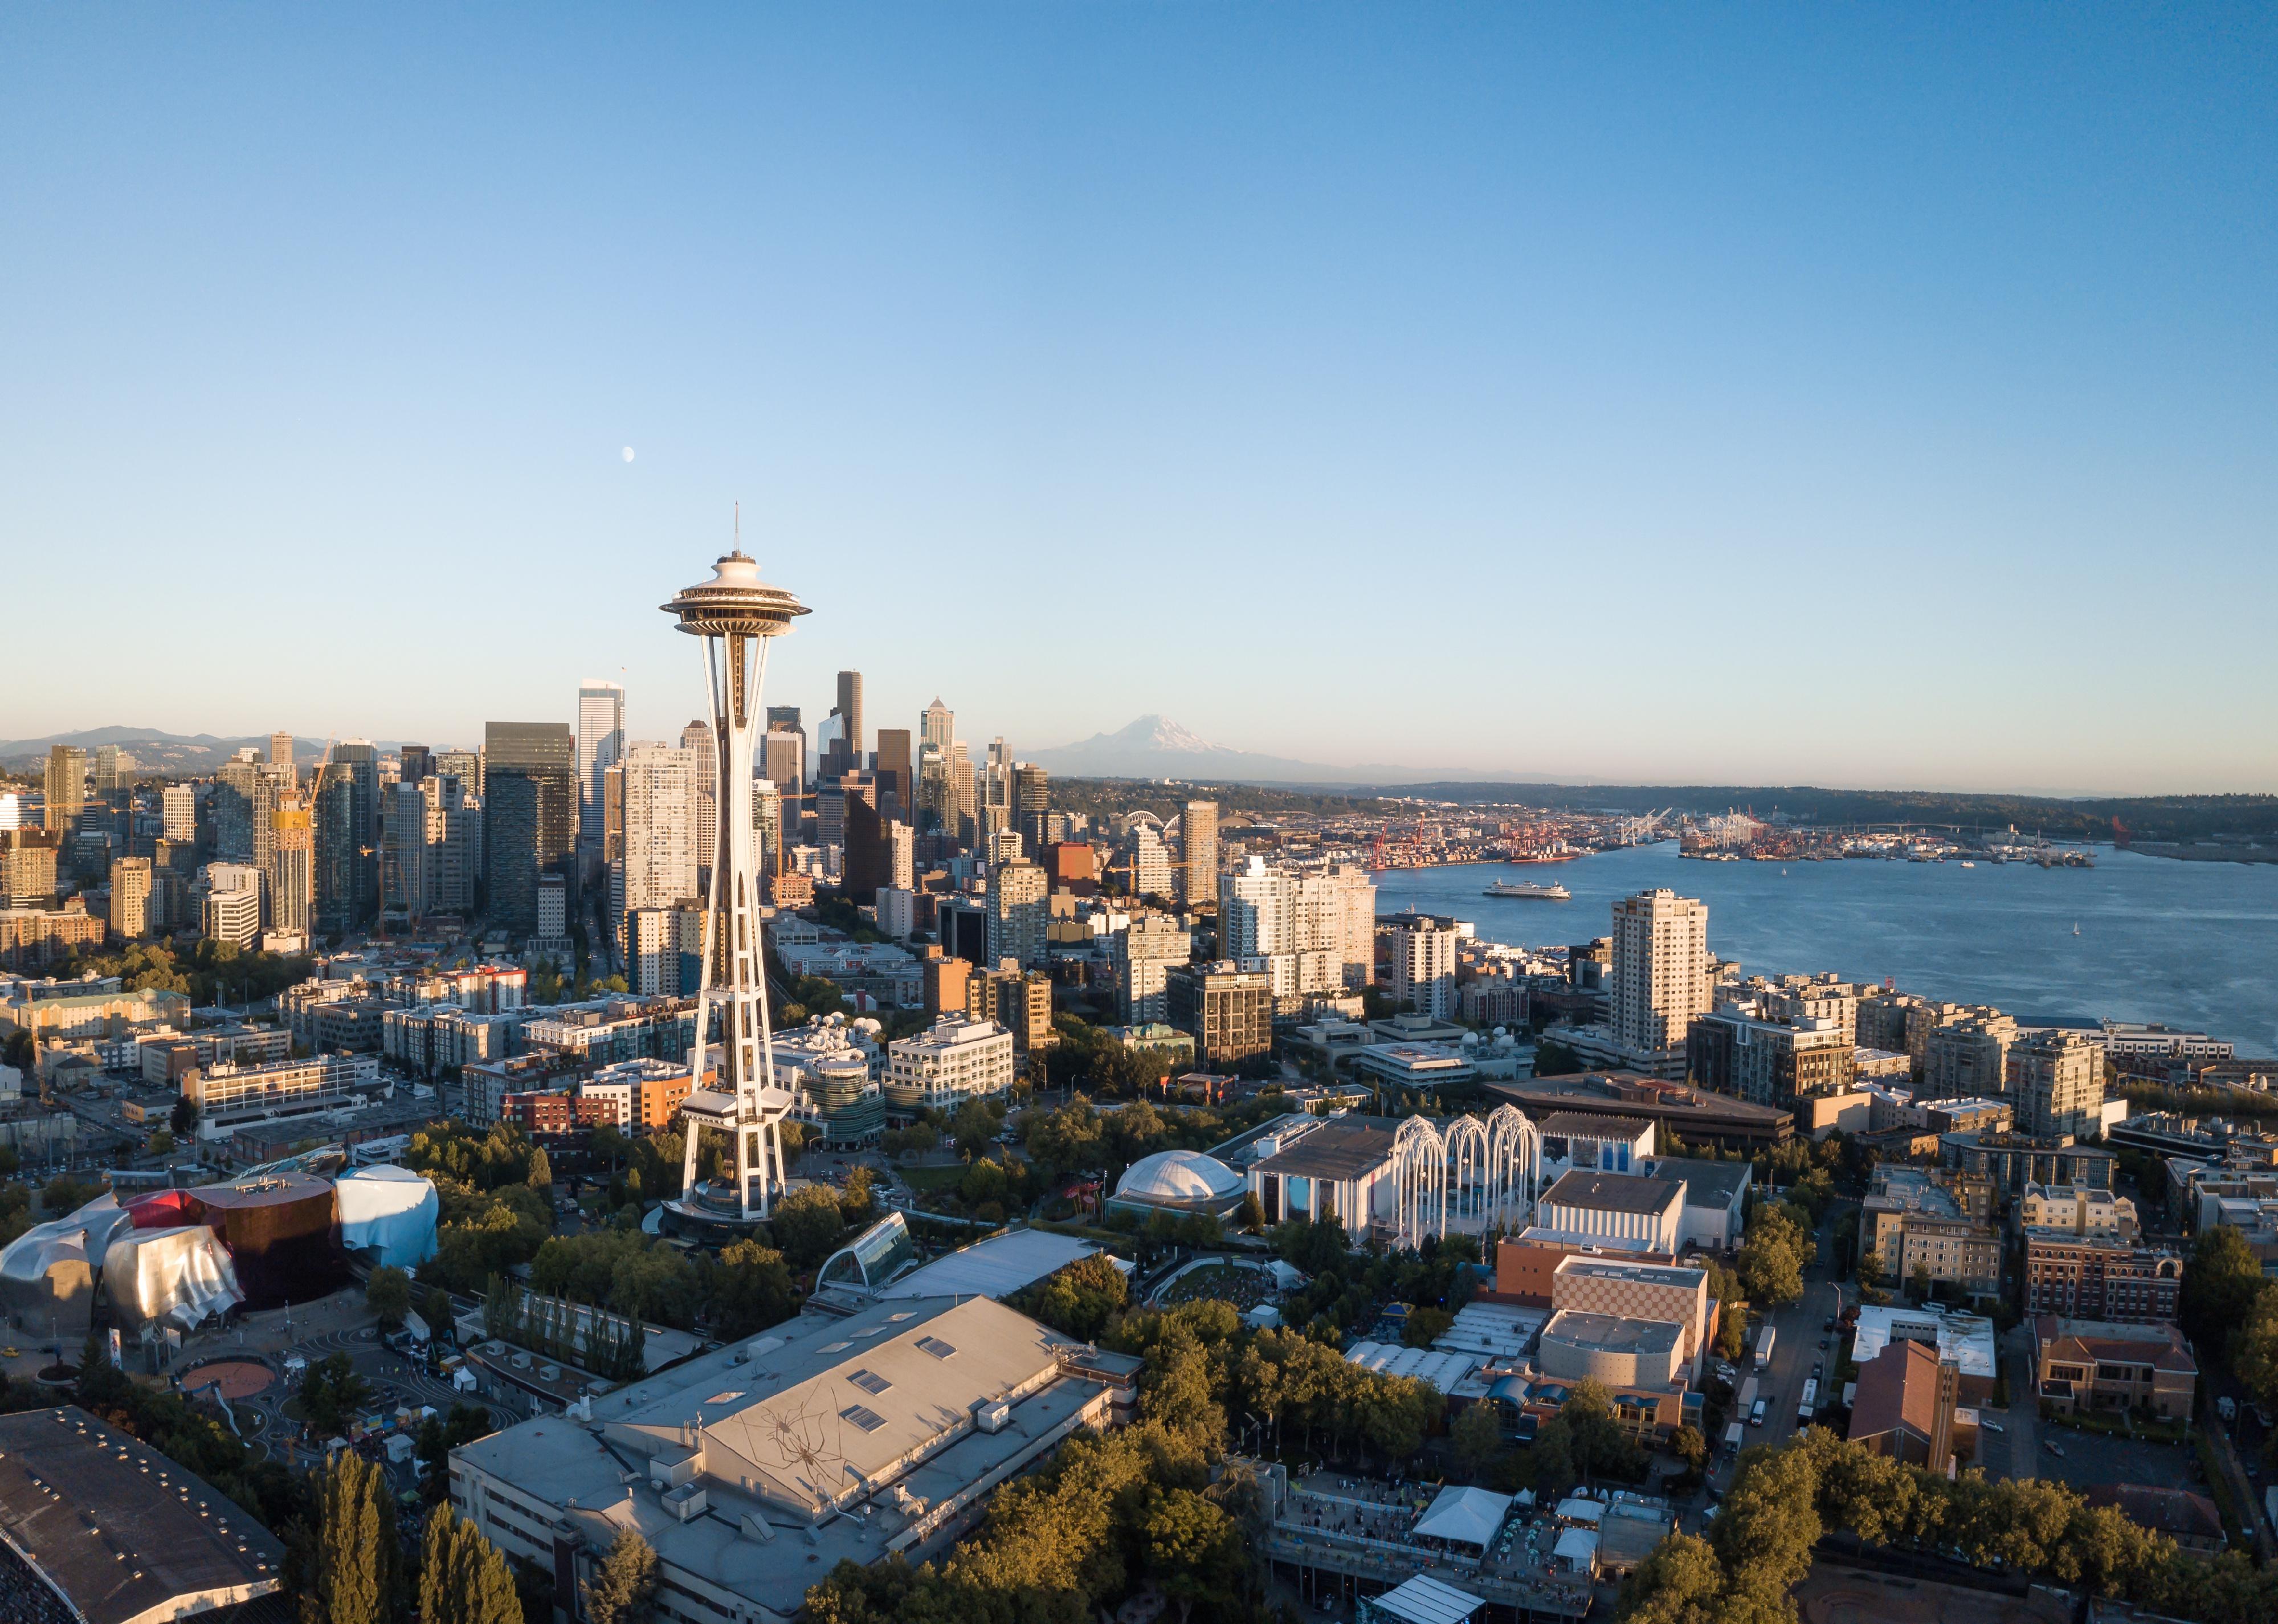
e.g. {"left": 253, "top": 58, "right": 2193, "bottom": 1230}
{"left": 1737, "top": 1206, "right": 1806, "bottom": 1307}
{"left": 1141, "top": 1488, "right": 1240, "bottom": 1624}
{"left": 170, "top": 1093, "right": 197, "bottom": 1136}
{"left": 1909, "top": 1262, "right": 1934, "bottom": 1304}
{"left": 705, "top": 1239, "right": 799, "bottom": 1339}
{"left": 770, "top": 1184, "right": 848, "bottom": 1270}
{"left": 417, "top": 1403, "right": 496, "bottom": 1502}
{"left": 423, "top": 1285, "right": 458, "bottom": 1341}
{"left": 1715, "top": 1303, "right": 1748, "bottom": 1362}
{"left": 582, "top": 1529, "right": 659, "bottom": 1624}
{"left": 419, "top": 1503, "right": 522, "bottom": 1624}
{"left": 365, "top": 1265, "right": 412, "bottom": 1331}
{"left": 306, "top": 1451, "right": 396, "bottom": 1624}
{"left": 2230, "top": 1280, "right": 2278, "bottom": 1411}
{"left": 1450, "top": 1400, "right": 1507, "bottom": 1482}
{"left": 1010, "top": 1254, "right": 1130, "bottom": 1342}
{"left": 526, "top": 1144, "right": 553, "bottom": 1190}
{"left": 1670, "top": 1423, "right": 1708, "bottom": 1477}
{"left": 299, "top": 1353, "right": 373, "bottom": 1438}
{"left": 1616, "top": 1531, "right": 1725, "bottom": 1624}
{"left": 2180, "top": 1225, "right": 2266, "bottom": 1369}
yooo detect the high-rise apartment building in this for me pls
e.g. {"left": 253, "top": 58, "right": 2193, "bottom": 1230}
{"left": 680, "top": 719, "right": 717, "bottom": 878}
{"left": 762, "top": 716, "right": 805, "bottom": 806}
{"left": 1116, "top": 914, "right": 1193, "bottom": 1023}
{"left": 382, "top": 781, "right": 432, "bottom": 917}
{"left": 202, "top": 863, "right": 262, "bottom": 949}
{"left": 485, "top": 721, "right": 576, "bottom": 936}
{"left": 1610, "top": 889, "right": 1713, "bottom": 1069}
{"left": 577, "top": 680, "right": 626, "bottom": 868}
{"left": 270, "top": 730, "right": 295, "bottom": 780}
{"left": 398, "top": 744, "right": 432, "bottom": 786}
{"left": 270, "top": 797, "right": 314, "bottom": 937}
{"left": 328, "top": 741, "right": 382, "bottom": 928}
{"left": 1179, "top": 799, "right": 1219, "bottom": 908}
{"left": 842, "top": 794, "right": 894, "bottom": 903}
{"left": 312, "top": 762, "right": 357, "bottom": 936}
{"left": 619, "top": 741, "right": 700, "bottom": 948}
{"left": 92, "top": 745, "right": 127, "bottom": 797}
{"left": 948, "top": 741, "right": 975, "bottom": 845}
{"left": 1129, "top": 821, "right": 1175, "bottom": 899}
{"left": 43, "top": 746, "right": 85, "bottom": 835}
{"left": 0, "top": 832, "right": 59, "bottom": 906}
{"left": 1385, "top": 913, "right": 1461, "bottom": 1021}
{"left": 161, "top": 784, "right": 197, "bottom": 843}
{"left": 436, "top": 749, "right": 481, "bottom": 795}
{"left": 1166, "top": 961, "right": 1274, "bottom": 1068}
{"left": 108, "top": 857, "right": 152, "bottom": 940}
{"left": 1220, "top": 857, "right": 1378, "bottom": 1007}
{"left": 2009, "top": 1030, "right": 2106, "bottom": 1140}
{"left": 1014, "top": 764, "right": 1050, "bottom": 855}
{"left": 214, "top": 756, "right": 276, "bottom": 868}
{"left": 986, "top": 858, "right": 1049, "bottom": 969}
{"left": 428, "top": 774, "right": 482, "bottom": 917}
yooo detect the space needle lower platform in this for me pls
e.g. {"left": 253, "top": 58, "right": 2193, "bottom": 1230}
{"left": 659, "top": 548, "right": 809, "bottom": 1233}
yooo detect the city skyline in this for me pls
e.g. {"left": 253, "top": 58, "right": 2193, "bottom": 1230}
{"left": 5, "top": 10, "right": 2275, "bottom": 792}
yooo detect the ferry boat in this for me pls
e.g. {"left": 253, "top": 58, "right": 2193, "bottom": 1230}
{"left": 1483, "top": 880, "right": 1570, "bottom": 900}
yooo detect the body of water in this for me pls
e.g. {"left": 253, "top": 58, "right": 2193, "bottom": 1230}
{"left": 1369, "top": 843, "right": 2278, "bottom": 1054}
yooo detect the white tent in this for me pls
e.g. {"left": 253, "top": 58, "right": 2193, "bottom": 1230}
{"left": 1412, "top": 1486, "right": 1513, "bottom": 1550}
{"left": 1357, "top": 1574, "right": 1484, "bottom": 1624}
{"left": 1554, "top": 1496, "right": 1606, "bottom": 1524}
{"left": 1554, "top": 1526, "right": 1600, "bottom": 1574}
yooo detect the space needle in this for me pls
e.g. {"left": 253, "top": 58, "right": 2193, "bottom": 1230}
{"left": 660, "top": 546, "right": 809, "bottom": 1226}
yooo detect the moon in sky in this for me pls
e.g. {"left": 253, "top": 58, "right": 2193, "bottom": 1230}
{"left": 622, "top": 446, "right": 635, "bottom": 463}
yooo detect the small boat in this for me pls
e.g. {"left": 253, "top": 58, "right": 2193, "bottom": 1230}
{"left": 1960, "top": 860, "right": 1975, "bottom": 868}
{"left": 2072, "top": 923, "right": 2081, "bottom": 937}
{"left": 1484, "top": 880, "right": 1571, "bottom": 901}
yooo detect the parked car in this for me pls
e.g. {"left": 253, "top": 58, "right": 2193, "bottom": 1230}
{"left": 1981, "top": 1419, "right": 2005, "bottom": 1434}
{"left": 2044, "top": 1440, "right": 2065, "bottom": 1458}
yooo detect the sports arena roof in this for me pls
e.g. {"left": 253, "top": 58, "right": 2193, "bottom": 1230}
{"left": 877, "top": 1230, "right": 1099, "bottom": 1301}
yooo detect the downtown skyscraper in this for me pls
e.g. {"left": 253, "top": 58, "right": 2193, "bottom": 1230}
{"left": 577, "top": 678, "right": 626, "bottom": 872}
{"left": 486, "top": 721, "right": 575, "bottom": 936}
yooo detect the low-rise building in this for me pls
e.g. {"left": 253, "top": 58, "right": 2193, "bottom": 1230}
{"left": 1247, "top": 1116, "right": 1402, "bottom": 1229}
{"left": 1538, "top": 1112, "right": 1656, "bottom": 1178}
{"left": 1940, "top": 1129, "right": 2115, "bottom": 1194}
{"left": 187, "top": 1051, "right": 379, "bottom": 1137}
{"left": 2032, "top": 1317, "right": 2195, "bottom": 1421}
{"left": 1536, "top": 1170, "right": 1686, "bottom": 1254}
{"left": 1847, "top": 1338, "right": 1957, "bottom": 1472}
{"left": 450, "top": 1295, "right": 1139, "bottom": 1624}
{"left": 2021, "top": 1233, "right": 2181, "bottom": 1323}
{"left": 1638, "top": 1156, "right": 1751, "bottom": 1251}
{"left": 884, "top": 1015, "right": 1015, "bottom": 1119}
{"left": 1851, "top": 1303, "right": 1999, "bottom": 1406}
{"left": 1862, "top": 1166, "right": 1999, "bottom": 1297}
{"left": 1489, "top": 1072, "right": 1793, "bottom": 1152}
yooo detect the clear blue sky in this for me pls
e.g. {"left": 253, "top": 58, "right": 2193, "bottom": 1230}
{"left": 4, "top": 6, "right": 2273, "bottom": 792}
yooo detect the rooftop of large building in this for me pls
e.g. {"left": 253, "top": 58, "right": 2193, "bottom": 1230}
{"left": 1639, "top": 1155, "right": 1752, "bottom": 1209}
{"left": 1540, "top": 1169, "right": 1682, "bottom": 1217}
{"left": 1539, "top": 1309, "right": 1680, "bottom": 1359}
{"left": 456, "top": 1294, "right": 1118, "bottom": 1535}
{"left": 1537, "top": 1111, "right": 1654, "bottom": 1142}
{"left": 1848, "top": 1337, "right": 1948, "bottom": 1448}
{"left": 1552, "top": 1256, "right": 1706, "bottom": 1295}
{"left": 0, "top": 1405, "right": 285, "bottom": 1624}
{"left": 1251, "top": 1119, "right": 1402, "bottom": 1181}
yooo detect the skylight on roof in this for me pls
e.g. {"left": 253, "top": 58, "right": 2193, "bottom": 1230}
{"left": 847, "top": 1369, "right": 891, "bottom": 1396}
{"left": 916, "top": 1336, "right": 956, "bottom": 1360}
{"left": 820, "top": 1341, "right": 852, "bottom": 1353}
{"left": 840, "top": 1405, "right": 887, "bottom": 1433}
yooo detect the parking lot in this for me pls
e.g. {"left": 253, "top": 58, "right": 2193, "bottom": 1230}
{"left": 2032, "top": 1421, "right": 2199, "bottom": 1492}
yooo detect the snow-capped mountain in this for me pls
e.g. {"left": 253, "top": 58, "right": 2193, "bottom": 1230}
{"left": 1030, "top": 715, "right": 1476, "bottom": 786}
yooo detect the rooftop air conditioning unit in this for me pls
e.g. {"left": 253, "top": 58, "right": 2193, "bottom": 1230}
{"left": 973, "top": 1398, "right": 1011, "bottom": 1434}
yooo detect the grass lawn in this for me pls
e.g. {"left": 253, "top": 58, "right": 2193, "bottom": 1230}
{"left": 897, "top": 1164, "right": 967, "bottom": 1193}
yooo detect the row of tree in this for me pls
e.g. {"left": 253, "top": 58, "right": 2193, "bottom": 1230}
{"left": 1618, "top": 1428, "right": 2278, "bottom": 1624}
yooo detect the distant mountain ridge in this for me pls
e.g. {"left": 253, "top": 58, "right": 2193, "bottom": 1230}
{"left": 1028, "top": 715, "right": 1502, "bottom": 786}
{"left": 0, "top": 728, "right": 327, "bottom": 777}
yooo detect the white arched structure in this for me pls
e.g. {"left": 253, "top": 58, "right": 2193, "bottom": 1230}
{"left": 1388, "top": 1106, "right": 1545, "bottom": 1250}
{"left": 1391, "top": 1116, "right": 1446, "bottom": 1250}
{"left": 1485, "top": 1103, "right": 1543, "bottom": 1233}
{"left": 1442, "top": 1115, "right": 1491, "bottom": 1231}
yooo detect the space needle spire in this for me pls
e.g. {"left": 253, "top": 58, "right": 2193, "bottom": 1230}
{"left": 661, "top": 544, "right": 810, "bottom": 1224}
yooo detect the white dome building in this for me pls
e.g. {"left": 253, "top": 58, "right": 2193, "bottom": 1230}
{"left": 1108, "top": 1149, "right": 1246, "bottom": 1218}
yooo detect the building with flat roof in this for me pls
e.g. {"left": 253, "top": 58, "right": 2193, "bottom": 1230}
{"left": 1863, "top": 1165, "right": 1999, "bottom": 1297}
{"left": 1537, "top": 1111, "right": 1656, "bottom": 1177}
{"left": 1639, "top": 1156, "right": 1751, "bottom": 1251}
{"left": 450, "top": 1295, "right": 1138, "bottom": 1624}
{"left": 0, "top": 1405, "right": 285, "bottom": 1624}
{"left": 1538, "top": 1310, "right": 1682, "bottom": 1388}
{"left": 1550, "top": 1255, "right": 1710, "bottom": 1376}
{"left": 883, "top": 1015, "right": 1015, "bottom": 1119}
{"left": 1940, "top": 1129, "right": 2115, "bottom": 1195}
{"left": 2022, "top": 1233, "right": 2181, "bottom": 1324}
{"left": 1489, "top": 1072, "right": 1791, "bottom": 1151}
{"left": 1851, "top": 1303, "right": 1999, "bottom": 1405}
{"left": 1247, "top": 1117, "right": 1403, "bottom": 1229}
{"left": 1536, "top": 1170, "right": 1685, "bottom": 1254}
